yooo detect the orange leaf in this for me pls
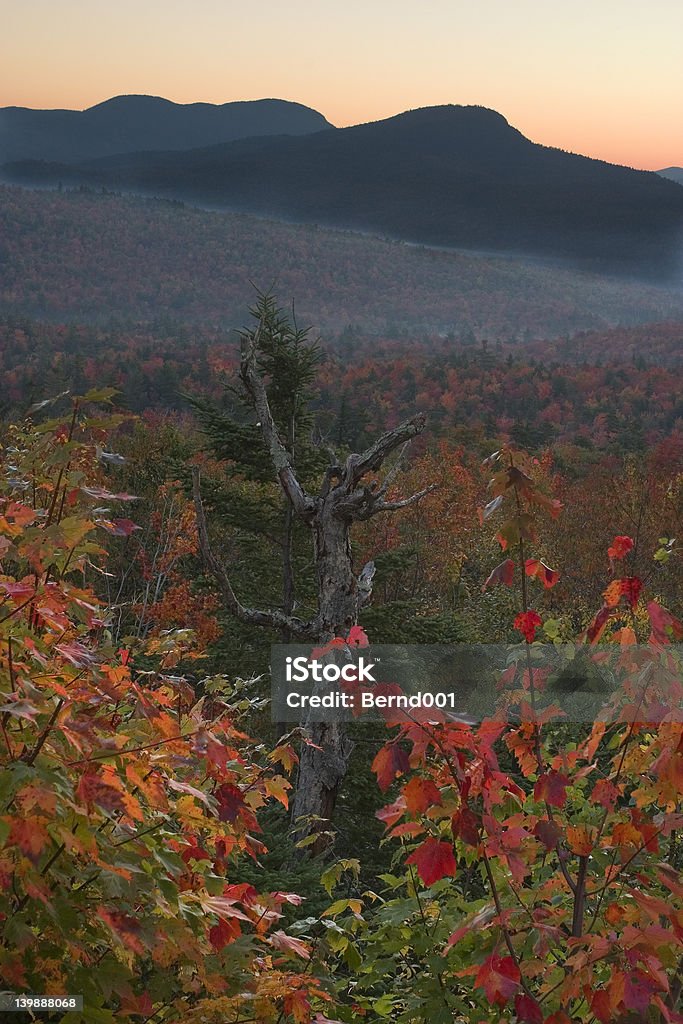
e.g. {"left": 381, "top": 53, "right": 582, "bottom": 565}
{"left": 372, "top": 743, "right": 410, "bottom": 791}
{"left": 402, "top": 776, "right": 442, "bottom": 815}
{"left": 566, "top": 825, "right": 594, "bottom": 856}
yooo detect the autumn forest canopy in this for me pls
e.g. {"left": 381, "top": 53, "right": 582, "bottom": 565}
{"left": 1, "top": 102, "right": 683, "bottom": 1024}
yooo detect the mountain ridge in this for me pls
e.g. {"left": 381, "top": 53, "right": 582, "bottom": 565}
{"left": 0, "top": 94, "right": 333, "bottom": 163}
{"left": 3, "top": 101, "right": 683, "bottom": 280}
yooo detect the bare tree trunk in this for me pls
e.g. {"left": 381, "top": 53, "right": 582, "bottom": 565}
{"left": 193, "top": 320, "right": 435, "bottom": 851}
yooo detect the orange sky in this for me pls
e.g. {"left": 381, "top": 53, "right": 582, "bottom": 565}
{"left": 3, "top": 0, "right": 682, "bottom": 170}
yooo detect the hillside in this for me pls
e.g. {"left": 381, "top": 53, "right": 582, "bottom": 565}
{"left": 1, "top": 184, "right": 682, "bottom": 339}
{"left": 6, "top": 105, "right": 683, "bottom": 279}
{"left": 659, "top": 166, "right": 683, "bottom": 186}
{"left": 0, "top": 94, "right": 332, "bottom": 163}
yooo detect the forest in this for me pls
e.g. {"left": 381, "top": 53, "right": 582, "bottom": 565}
{"left": 2, "top": 183, "right": 683, "bottom": 1024}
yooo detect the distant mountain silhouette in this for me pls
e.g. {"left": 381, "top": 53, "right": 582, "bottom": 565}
{"left": 658, "top": 167, "right": 683, "bottom": 186}
{"left": 0, "top": 95, "right": 332, "bottom": 163}
{"left": 4, "top": 104, "right": 683, "bottom": 279}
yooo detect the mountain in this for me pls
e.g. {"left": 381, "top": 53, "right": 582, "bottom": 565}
{"left": 658, "top": 167, "right": 683, "bottom": 186}
{"left": 4, "top": 104, "right": 683, "bottom": 280}
{"left": 0, "top": 95, "right": 332, "bottom": 163}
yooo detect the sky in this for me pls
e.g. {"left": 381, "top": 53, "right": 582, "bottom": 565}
{"left": 2, "top": 0, "right": 682, "bottom": 170}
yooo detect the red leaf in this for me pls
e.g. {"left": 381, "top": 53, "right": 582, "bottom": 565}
{"left": 215, "top": 783, "right": 246, "bottom": 822}
{"left": 8, "top": 819, "right": 49, "bottom": 863}
{"left": 376, "top": 796, "right": 407, "bottom": 828}
{"left": 621, "top": 577, "right": 643, "bottom": 609}
{"left": 514, "top": 610, "right": 542, "bottom": 643}
{"left": 372, "top": 743, "right": 410, "bottom": 791}
{"left": 474, "top": 954, "right": 520, "bottom": 1006}
{"left": 585, "top": 604, "right": 614, "bottom": 644}
{"left": 648, "top": 601, "right": 683, "bottom": 645}
{"left": 514, "top": 993, "right": 543, "bottom": 1024}
{"left": 608, "top": 535, "right": 634, "bottom": 560}
{"left": 524, "top": 558, "right": 560, "bottom": 589}
{"left": 97, "top": 908, "right": 146, "bottom": 954}
{"left": 402, "top": 776, "right": 442, "bottom": 815}
{"left": 591, "top": 778, "right": 620, "bottom": 810}
{"left": 452, "top": 807, "right": 480, "bottom": 847}
{"left": 533, "top": 819, "right": 560, "bottom": 850}
{"left": 590, "top": 990, "right": 612, "bottom": 1024}
{"left": 623, "top": 970, "right": 656, "bottom": 1014}
{"left": 405, "top": 837, "right": 457, "bottom": 886}
{"left": 209, "top": 915, "right": 241, "bottom": 950}
{"left": 534, "top": 771, "right": 569, "bottom": 808}
{"left": 96, "top": 517, "right": 141, "bottom": 537}
{"left": 81, "top": 485, "right": 139, "bottom": 501}
{"left": 77, "top": 770, "right": 125, "bottom": 814}
{"left": 604, "top": 577, "right": 643, "bottom": 609}
{"left": 482, "top": 558, "right": 515, "bottom": 591}
{"left": 346, "top": 625, "right": 369, "bottom": 647}
{"left": 269, "top": 929, "right": 311, "bottom": 960}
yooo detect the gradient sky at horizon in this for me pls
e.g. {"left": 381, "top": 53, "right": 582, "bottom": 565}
{"left": 3, "top": 0, "right": 682, "bottom": 170}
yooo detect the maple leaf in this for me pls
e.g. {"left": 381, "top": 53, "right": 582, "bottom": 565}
{"left": 482, "top": 558, "right": 515, "bottom": 591}
{"left": 474, "top": 954, "right": 520, "bottom": 1006}
{"left": 604, "top": 576, "right": 643, "bottom": 609}
{"left": 585, "top": 604, "right": 615, "bottom": 644}
{"left": 0, "top": 698, "right": 40, "bottom": 722}
{"left": 376, "top": 796, "right": 407, "bottom": 828}
{"left": 514, "top": 610, "right": 542, "bottom": 643}
{"left": 534, "top": 771, "right": 569, "bottom": 808}
{"left": 591, "top": 778, "right": 620, "bottom": 810}
{"left": 402, "top": 776, "right": 442, "bottom": 814}
{"left": 77, "top": 770, "right": 126, "bottom": 814}
{"left": 525, "top": 558, "right": 560, "bottom": 589}
{"left": 608, "top": 535, "right": 634, "bottom": 560}
{"left": 97, "top": 908, "right": 146, "bottom": 955}
{"left": 444, "top": 903, "right": 496, "bottom": 951}
{"left": 514, "top": 993, "right": 543, "bottom": 1024}
{"left": 209, "top": 916, "right": 242, "bottom": 950}
{"left": 215, "top": 783, "right": 246, "bottom": 822}
{"left": 285, "top": 988, "right": 311, "bottom": 1024}
{"left": 648, "top": 600, "right": 683, "bottom": 645}
{"left": 265, "top": 775, "right": 291, "bottom": 809}
{"left": 451, "top": 807, "right": 480, "bottom": 847}
{"left": 346, "top": 625, "right": 369, "bottom": 646}
{"left": 268, "top": 929, "right": 311, "bottom": 960}
{"left": 81, "top": 485, "right": 139, "bottom": 501}
{"left": 371, "top": 743, "right": 410, "bottom": 791}
{"left": 566, "top": 824, "right": 594, "bottom": 856}
{"left": 533, "top": 819, "right": 560, "bottom": 850}
{"left": 95, "top": 517, "right": 141, "bottom": 537}
{"left": 8, "top": 819, "right": 50, "bottom": 864}
{"left": 405, "top": 836, "right": 456, "bottom": 886}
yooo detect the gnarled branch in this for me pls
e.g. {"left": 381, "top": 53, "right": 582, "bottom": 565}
{"left": 343, "top": 413, "right": 427, "bottom": 489}
{"left": 192, "top": 467, "right": 317, "bottom": 639}
{"left": 366, "top": 482, "right": 438, "bottom": 516}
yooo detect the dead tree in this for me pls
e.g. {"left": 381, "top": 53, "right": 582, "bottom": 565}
{"left": 192, "top": 323, "right": 433, "bottom": 846}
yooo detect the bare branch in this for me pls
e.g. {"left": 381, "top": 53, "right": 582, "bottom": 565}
{"left": 359, "top": 483, "right": 438, "bottom": 519}
{"left": 192, "top": 467, "right": 317, "bottom": 639}
{"left": 239, "top": 325, "right": 316, "bottom": 522}
{"left": 375, "top": 440, "right": 411, "bottom": 498}
{"left": 343, "top": 412, "right": 426, "bottom": 488}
